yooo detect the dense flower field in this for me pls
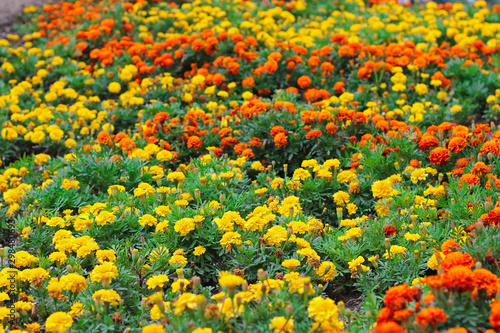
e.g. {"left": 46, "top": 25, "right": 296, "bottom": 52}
{"left": 2, "top": 0, "right": 500, "bottom": 331}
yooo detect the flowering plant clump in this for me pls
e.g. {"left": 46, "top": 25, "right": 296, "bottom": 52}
{"left": 2, "top": 0, "right": 500, "bottom": 332}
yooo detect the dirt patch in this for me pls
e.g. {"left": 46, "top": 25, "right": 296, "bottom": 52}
{"left": 0, "top": 0, "right": 49, "bottom": 27}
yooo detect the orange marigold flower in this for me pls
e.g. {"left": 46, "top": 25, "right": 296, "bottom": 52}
{"left": 326, "top": 123, "right": 338, "bottom": 136}
{"left": 334, "top": 81, "right": 345, "bottom": 94}
{"left": 415, "top": 307, "right": 448, "bottom": 328}
{"left": 473, "top": 268, "right": 500, "bottom": 298}
{"left": 297, "top": 75, "right": 312, "bottom": 89}
{"left": 480, "top": 141, "right": 499, "bottom": 156}
{"left": 241, "top": 148, "right": 254, "bottom": 159}
{"left": 440, "top": 252, "right": 475, "bottom": 271}
{"left": 249, "top": 137, "right": 262, "bottom": 147}
{"left": 187, "top": 136, "right": 202, "bottom": 150}
{"left": 305, "top": 130, "right": 322, "bottom": 139}
{"left": 97, "top": 131, "right": 112, "bottom": 146}
{"left": 458, "top": 173, "right": 480, "bottom": 189}
{"left": 424, "top": 275, "right": 443, "bottom": 290}
{"left": 409, "top": 159, "right": 420, "bottom": 168}
{"left": 448, "top": 136, "right": 467, "bottom": 153}
{"left": 429, "top": 147, "right": 450, "bottom": 165}
{"left": 471, "top": 162, "right": 489, "bottom": 177}
{"left": 490, "top": 299, "right": 500, "bottom": 329}
{"left": 441, "top": 239, "right": 461, "bottom": 255}
{"left": 383, "top": 283, "right": 421, "bottom": 312}
{"left": 373, "top": 322, "right": 406, "bottom": 333}
{"left": 442, "top": 266, "right": 475, "bottom": 293}
{"left": 418, "top": 136, "right": 440, "bottom": 151}
{"left": 270, "top": 126, "right": 286, "bottom": 138}
{"left": 487, "top": 207, "right": 500, "bottom": 225}
{"left": 274, "top": 132, "right": 288, "bottom": 147}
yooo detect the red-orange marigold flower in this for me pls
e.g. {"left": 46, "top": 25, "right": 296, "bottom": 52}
{"left": 490, "top": 299, "right": 500, "bottom": 329}
{"left": 441, "top": 239, "right": 461, "bottom": 255}
{"left": 440, "top": 252, "right": 475, "bottom": 271}
{"left": 442, "top": 266, "right": 475, "bottom": 293}
{"left": 418, "top": 136, "right": 440, "bottom": 151}
{"left": 415, "top": 307, "right": 448, "bottom": 327}
{"left": 429, "top": 147, "right": 450, "bottom": 165}
{"left": 448, "top": 136, "right": 467, "bottom": 153}
{"left": 373, "top": 322, "right": 406, "bottom": 333}
{"left": 305, "top": 130, "right": 322, "bottom": 139}
{"left": 187, "top": 136, "right": 202, "bottom": 149}
{"left": 473, "top": 268, "right": 500, "bottom": 297}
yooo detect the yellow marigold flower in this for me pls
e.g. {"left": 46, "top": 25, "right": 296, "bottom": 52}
{"left": 281, "top": 259, "right": 301, "bottom": 270}
{"left": 1, "top": 128, "right": 17, "bottom": 140}
{"left": 156, "top": 150, "right": 173, "bottom": 162}
{"left": 108, "top": 82, "right": 121, "bottom": 93}
{"left": 333, "top": 191, "right": 350, "bottom": 206}
{"left": 96, "top": 249, "right": 116, "bottom": 263}
{"left": 107, "top": 185, "right": 125, "bottom": 196}
{"left": 271, "top": 178, "right": 284, "bottom": 189}
{"left": 69, "top": 302, "right": 84, "bottom": 317}
{"left": 172, "top": 293, "right": 197, "bottom": 316}
{"left": 95, "top": 211, "right": 116, "bottom": 226}
{"left": 292, "top": 168, "right": 311, "bottom": 181}
{"left": 307, "top": 296, "right": 343, "bottom": 330}
{"left": 323, "top": 159, "right": 340, "bottom": 170}
{"left": 337, "top": 170, "right": 356, "bottom": 183}
{"left": 14, "top": 251, "right": 38, "bottom": 268}
{"left": 193, "top": 246, "right": 206, "bottom": 256}
{"left": 93, "top": 289, "right": 120, "bottom": 305}
{"left": 450, "top": 105, "right": 462, "bottom": 113}
{"left": 348, "top": 256, "right": 365, "bottom": 270}
{"left": 140, "top": 324, "right": 166, "bottom": 333}
{"left": 169, "top": 255, "right": 187, "bottom": 267}
{"left": 410, "top": 168, "right": 428, "bottom": 184}
{"left": 155, "top": 220, "right": 169, "bottom": 233}
{"left": 192, "top": 328, "right": 212, "bottom": 333}
{"left": 371, "top": 179, "right": 394, "bottom": 199}
{"left": 383, "top": 245, "right": 407, "bottom": 258}
{"left": 147, "top": 275, "right": 170, "bottom": 289}
{"left": 166, "top": 172, "right": 185, "bottom": 182}
{"left": 251, "top": 161, "right": 263, "bottom": 171}
{"left": 427, "top": 251, "right": 445, "bottom": 270}
{"left": 220, "top": 231, "right": 242, "bottom": 249}
{"left": 45, "top": 312, "right": 73, "bottom": 333}
{"left": 264, "top": 225, "right": 288, "bottom": 246}
{"left": 269, "top": 316, "right": 294, "bottom": 333}
{"left": 219, "top": 271, "right": 245, "bottom": 289}
{"left": 296, "top": 248, "right": 320, "bottom": 260}
{"left": 48, "top": 252, "right": 67, "bottom": 264}
{"left": 346, "top": 203, "right": 357, "bottom": 215}
{"left": 301, "top": 159, "right": 318, "bottom": 169}
{"left": 60, "top": 273, "right": 87, "bottom": 293}
{"left": 174, "top": 218, "right": 195, "bottom": 236}
{"left": 171, "top": 278, "right": 190, "bottom": 293}
{"left": 139, "top": 214, "right": 158, "bottom": 227}
{"left": 154, "top": 205, "right": 172, "bottom": 217}
{"left": 404, "top": 233, "right": 421, "bottom": 242}
{"left": 34, "top": 153, "right": 51, "bottom": 165}
{"left": 255, "top": 187, "right": 268, "bottom": 195}
{"left": 49, "top": 128, "right": 64, "bottom": 141}
{"left": 90, "top": 262, "right": 119, "bottom": 283}
{"left": 315, "top": 261, "right": 337, "bottom": 282}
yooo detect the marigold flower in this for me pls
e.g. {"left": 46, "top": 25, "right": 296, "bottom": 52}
{"left": 415, "top": 307, "right": 448, "bottom": 327}
{"left": 429, "top": 147, "right": 451, "bottom": 165}
{"left": 45, "top": 312, "right": 73, "bottom": 333}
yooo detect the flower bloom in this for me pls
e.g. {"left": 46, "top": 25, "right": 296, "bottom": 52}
{"left": 45, "top": 312, "right": 73, "bottom": 333}
{"left": 429, "top": 147, "right": 450, "bottom": 165}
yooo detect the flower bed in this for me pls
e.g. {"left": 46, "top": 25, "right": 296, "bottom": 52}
{"left": 1, "top": 0, "right": 500, "bottom": 332}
